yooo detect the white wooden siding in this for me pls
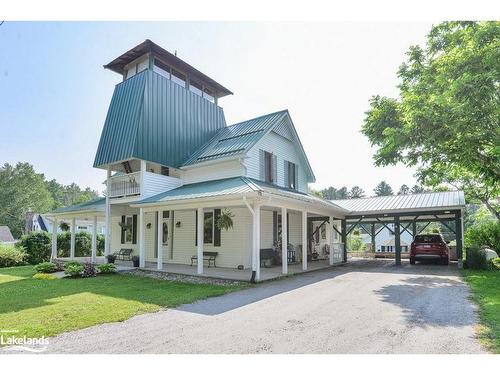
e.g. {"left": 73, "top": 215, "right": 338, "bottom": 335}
{"left": 260, "top": 210, "right": 274, "bottom": 249}
{"left": 244, "top": 131, "right": 309, "bottom": 192}
{"left": 170, "top": 207, "right": 253, "bottom": 268}
{"left": 182, "top": 160, "right": 245, "bottom": 185}
{"left": 142, "top": 171, "right": 182, "bottom": 198}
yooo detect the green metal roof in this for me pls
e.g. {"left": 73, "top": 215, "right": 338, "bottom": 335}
{"left": 134, "top": 177, "right": 344, "bottom": 211}
{"left": 182, "top": 110, "right": 288, "bottom": 166}
{"left": 52, "top": 198, "right": 106, "bottom": 214}
{"left": 182, "top": 110, "right": 315, "bottom": 181}
{"left": 93, "top": 69, "right": 226, "bottom": 169}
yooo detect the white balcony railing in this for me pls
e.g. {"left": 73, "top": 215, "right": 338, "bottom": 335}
{"left": 109, "top": 172, "right": 141, "bottom": 198}
{"left": 108, "top": 171, "right": 183, "bottom": 199}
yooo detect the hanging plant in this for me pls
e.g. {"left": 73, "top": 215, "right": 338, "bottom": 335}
{"left": 118, "top": 222, "right": 132, "bottom": 230}
{"left": 216, "top": 209, "right": 235, "bottom": 231}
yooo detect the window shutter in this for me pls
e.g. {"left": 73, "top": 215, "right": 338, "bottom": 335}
{"left": 273, "top": 211, "right": 278, "bottom": 245}
{"left": 272, "top": 154, "right": 277, "bottom": 184}
{"left": 195, "top": 210, "right": 198, "bottom": 246}
{"left": 284, "top": 160, "right": 289, "bottom": 188}
{"left": 214, "top": 209, "right": 221, "bottom": 247}
{"left": 121, "top": 215, "right": 126, "bottom": 244}
{"left": 259, "top": 149, "right": 265, "bottom": 181}
{"left": 132, "top": 215, "right": 137, "bottom": 244}
{"left": 294, "top": 164, "right": 299, "bottom": 190}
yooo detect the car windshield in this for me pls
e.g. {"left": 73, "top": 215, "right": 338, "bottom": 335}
{"left": 414, "top": 235, "right": 442, "bottom": 243}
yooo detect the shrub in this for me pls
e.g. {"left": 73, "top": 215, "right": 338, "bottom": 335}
{"left": 0, "top": 244, "right": 25, "bottom": 267}
{"left": 491, "top": 258, "right": 500, "bottom": 271}
{"left": 17, "top": 232, "right": 51, "bottom": 264}
{"left": 34, "top": 262, "right": 57, "bottom": 273}
{"left": 53, "top": 259, "right": 65, "bottom": 271}
{"left": 33, "top": 273, "right": 58, "bottom": 280}
{"left": 465, "top": 248, "right": 490, "bottom": 270}
{"left": 97, "top": 263, "right": 116, "bottom": 274}
{"left": 82, "top": 262, "right": 97, "bottom": 278}
{"left": 465, "top": 220, "right": 500, "bottom": 256}
{"left": 64, "top": 263, "right": 84, "bottom": 277}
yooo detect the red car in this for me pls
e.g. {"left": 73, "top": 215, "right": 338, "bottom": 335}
{"left": 410, "top": 234, "right": 449, "bottom": 265}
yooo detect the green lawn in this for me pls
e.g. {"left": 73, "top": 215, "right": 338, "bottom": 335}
{"left": 0, "top": 266, "right": 244, "bottom": 341}
{"left": 463, "top": 269, "right": 500, "bottom": 353}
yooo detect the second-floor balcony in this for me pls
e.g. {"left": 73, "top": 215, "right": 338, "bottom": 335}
{"left": 108, "top": 171, "right": 182, "bottom": 199}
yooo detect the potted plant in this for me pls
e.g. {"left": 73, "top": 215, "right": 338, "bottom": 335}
{"left": 132, "top": 255, "right": 140, "bottom": 267}
{"left": 216, "top": 209, "right": 235, "bottom": 231}
{"left": 106, "top": 254, "right": 116, "bottom": 264}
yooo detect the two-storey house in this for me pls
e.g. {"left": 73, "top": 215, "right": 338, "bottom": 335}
{"left": 50, "top": 40, "right": 348, "bottom": 281}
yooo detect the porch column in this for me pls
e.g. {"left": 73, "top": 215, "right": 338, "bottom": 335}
{"left": 251, "top": 203, "right": 261, "bottom": 281}
{"left": 139, "top": 208, "right": 146, "bottom": 267}
{"left": 70, "top": 218, "right": 76, "bottom": 260}
{"left": 281, "top": 207, "right": 288, "bottom": 275}
{"left": 328, "top": 216, "right": 334, "bottom": 265}
{"left": 91, "top": 215, "right": 97, "bottom": 263}
{"left": 104, "top": 167, "right": 112, "bottom": 256}
{"left": 51, "top": 217, "right": 58, "bottom": 260}
{"left": 157, "top": 210, "right": 163, "bottom": 270}
{"left": 197, "top": 207, "right": 204, "bottom": 274}
{"left": 302, "top": 210, "right": 307, "bottom": 271}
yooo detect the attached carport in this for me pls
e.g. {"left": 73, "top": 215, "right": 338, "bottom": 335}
{"left": 331, "top": 191, "right": 465, "bottom": 266}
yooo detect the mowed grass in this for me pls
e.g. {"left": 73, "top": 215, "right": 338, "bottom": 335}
{"left": 463, "top": 269, "right": 500, "bottom": 353}
{"left": 0, "top": 266, "right": 244, "bottom": 340}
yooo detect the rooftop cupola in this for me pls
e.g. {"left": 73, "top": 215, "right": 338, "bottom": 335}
{"left": 94, "top": 40, "right": 230, "bottom": 171}
{"left": 103, "top": 39, "right": 233, "bottom": 105}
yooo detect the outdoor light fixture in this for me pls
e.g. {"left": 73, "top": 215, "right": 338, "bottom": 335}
{"left": 176, "top": 221, "right": 181, "bottom": 228}
{"left": 146, "top": 223, "right": 152, "bottom": 229}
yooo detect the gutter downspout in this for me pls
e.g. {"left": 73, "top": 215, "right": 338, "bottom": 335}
{"left": 243, "top": 196, "right": 256, "bottom": 283}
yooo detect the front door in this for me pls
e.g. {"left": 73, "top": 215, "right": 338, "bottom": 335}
{"left": 155, "top": 211, "right": 172, "bottom": 259}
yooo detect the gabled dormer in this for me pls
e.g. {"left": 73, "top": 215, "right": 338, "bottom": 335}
{"left": 93, "top": 40, "right": 232, "bottom": 200}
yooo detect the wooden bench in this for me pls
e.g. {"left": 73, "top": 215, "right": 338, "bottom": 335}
{"left": 113, "top": 248, "right": 133, "bottom": 261}
{"left": 191, "top": 251, "right": 218, "bottom": 268}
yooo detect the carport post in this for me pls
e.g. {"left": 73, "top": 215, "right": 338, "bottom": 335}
{"left": 412, "top": 221, "right": 417, "bottom": 238}
{"left": 328, "top": 216, "right": 334, "bottom": 265}
{"left": 394, "top": 216, "right": 401, "bottom": 266}
{"left": 455, "top": 210, "right": 463, "bottom": 262}
{"left": 370, "top": 223, "right": 376, "bottom": 252}
{"left": 341, "top": 219, "right": 347, "bottom": 262}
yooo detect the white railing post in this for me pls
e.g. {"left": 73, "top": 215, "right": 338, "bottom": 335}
{"left": 253, "top": 203, "right": 261, "bottom": 281}
{"left": 105, "top": 167, "right": 111, "bottom": 256}
{"left": 51, "top": 218, "right": 58, "bottom": 260}
{"left": 157, "top": 210, "right": 163, "bottom": 270}
{"left": 302, "top": 211, "right": 307, "bottom": 271}
{"left": 91, "top": 216, "right": 97, "bottom": 263}
{"left": 70, "top": 218, "right": 76, "bottom": 259}
{"left": 139, "top": 208, "right": 146, "bottom": 268}
{"left": 197, "top": 207, "right": 204, "bottom": 274}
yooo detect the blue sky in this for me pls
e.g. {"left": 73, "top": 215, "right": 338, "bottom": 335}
{"left": 0, "top": 22, "right": 432, "bottom": 194}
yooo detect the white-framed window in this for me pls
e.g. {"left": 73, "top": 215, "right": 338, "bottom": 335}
{"left": 124, "top": 215, "right": 133, "bottom": 244}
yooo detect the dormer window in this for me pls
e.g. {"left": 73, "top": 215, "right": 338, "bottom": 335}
{"left": 285, "top": 160, "right": 298, "bottom": 190}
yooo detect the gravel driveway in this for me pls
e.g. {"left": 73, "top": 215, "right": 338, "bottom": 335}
{"left": 40, "top": 259, "right": 485, "bottom": 354}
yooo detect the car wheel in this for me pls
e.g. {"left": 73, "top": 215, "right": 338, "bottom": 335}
{"left": 410, "top": 258, "right": 415, "bottom": 265}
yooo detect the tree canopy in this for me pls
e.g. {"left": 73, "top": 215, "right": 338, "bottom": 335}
{"left": 374, "top": 181, "right": 394, "bottom": 196}
{"left": 0, "top": 162, "right": 99, "bottom": 238}
{"left": 362, "top": 22, "right": 500, "bottom": 219}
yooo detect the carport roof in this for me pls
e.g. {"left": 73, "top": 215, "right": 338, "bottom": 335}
{"left": 331, "top": 191, "right": 465, "bottom": 215}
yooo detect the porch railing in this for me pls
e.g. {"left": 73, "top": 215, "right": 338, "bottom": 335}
{"left": 109, "top": 171, "right": 141, "bottom": 198}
